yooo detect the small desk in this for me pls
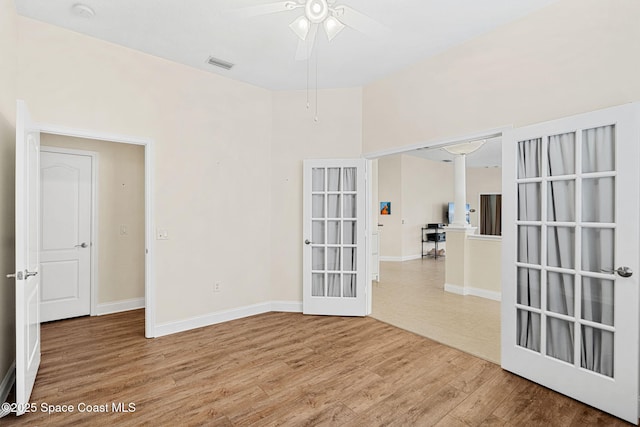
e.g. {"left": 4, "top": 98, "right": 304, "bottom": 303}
{"left": 422, "top": 223, "right": 446, "bottom": 259}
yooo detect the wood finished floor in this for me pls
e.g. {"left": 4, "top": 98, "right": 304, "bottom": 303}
{"left": 3, "top": 309, "right": 628, "bottom": 426}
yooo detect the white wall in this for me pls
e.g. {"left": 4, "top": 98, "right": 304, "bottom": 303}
{"left": 0, "top": 0, "right": 17, "bottom": 387}
{"left": 401, "top": 155, "right": 453, "bottom": 257}
{"left": 16, "top": 17, "right": 274, "bottom": 324}
{"left": 467, "top": 237, "right": 501, "bottom": 295}
{"left": 270, "top": 89, "right": 363, "bottom": 302}
{"left": 376, "top": 155, "right": 403, "bottom": 258}
{"left": 41, "top": 134, "right": 145, "bottom": 305}
{"left": 363, "top": 0, "right": 640, "bottom": 155}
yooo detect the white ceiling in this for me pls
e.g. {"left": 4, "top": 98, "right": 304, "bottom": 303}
{"left": 14, "top": 0, "right": 558, "bottom": 91}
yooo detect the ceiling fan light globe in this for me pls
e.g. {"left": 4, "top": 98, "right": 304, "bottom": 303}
{"left": 305, "top": 0, "right": 328, "bottom": 24}
{"left": 323, "top": 16, "right": 345, "bottom": 41}
{"left": 289, "top": 15, "right": 310, "bottom": 40}
{"left": 442, "top": 140, "right": 486, "bottom": 155}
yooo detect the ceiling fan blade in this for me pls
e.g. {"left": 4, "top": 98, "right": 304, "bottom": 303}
{"left": 295, "top": 24, "right": 318, "bottom": 61}
{"left": 333, "top": 6, "right": 389, "bottom": 38}
{"left": 227, "top": 1, "right": 302, "bottom": 19}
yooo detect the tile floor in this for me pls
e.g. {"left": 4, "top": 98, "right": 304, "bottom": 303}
{"left": 371, "top": 257, "right": 501, "bottom": 363}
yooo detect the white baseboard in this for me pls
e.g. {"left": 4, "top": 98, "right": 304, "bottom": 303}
{"left": 271, "top": 301, "right": 303, "bottom": 312}
{"left": 444, "top": 283, "right": 501, "bottom": 302}
{"left": 0, "top": 360, "right": 15, "bottom": 406}
{"left": 96, "top": 297, "right": 145, "bottom": 316}
{"left": 379, "top": 256, "right": 403, "bottom": 262}
{"left": 380, "top": 254, "right": 422, "bottom": 262}
{"left": 154, "top": 300, "right": 303, "bottom": 338}
{"left": 444, "top": 283, "right": 465, "bottom": 295}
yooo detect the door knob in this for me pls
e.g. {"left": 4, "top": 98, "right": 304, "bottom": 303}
{"left": 304, "top": 239, "right": 313, "bottom": 245}
{"left": 75, "top": 242, "right": 88, "bottom": 248}
{"left": 6, "top": 272, "right": 23, "bottom": 280}
{"left": 601, "top": 266, "right": 633, "bottom": 278}
{"left": 25, "top": 270, "right": 38, "bottom": 278}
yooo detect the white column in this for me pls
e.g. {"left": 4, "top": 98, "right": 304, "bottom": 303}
{"left": 452, "top": 154, "right": 468, "bottom": 228}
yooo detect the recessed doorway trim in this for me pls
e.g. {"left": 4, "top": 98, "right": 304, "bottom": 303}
{"left": 37, "top": 123, "right": 156, "bottom": 338}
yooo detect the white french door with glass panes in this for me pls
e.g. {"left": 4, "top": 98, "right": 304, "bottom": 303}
{"left": 303, "top": 159, "right": 367, "bottom": 316}
{"left": 501, "top": 103, "right": 640, "bottom": 424}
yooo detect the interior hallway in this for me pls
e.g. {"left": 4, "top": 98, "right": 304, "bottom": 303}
{"left": 371, "top": 257, "right": 501, "bottom": 364}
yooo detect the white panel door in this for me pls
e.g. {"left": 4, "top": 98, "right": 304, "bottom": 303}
{"left": 303, "top": 159, "right": 367, "bottom": 316}
{"left": 14, "top": 100, "right": 41, "bottom": 415}
{"left": 501, "top": 103, "right": 640, "bottom": 424}
{"left": 40, "top": 149, "right": 92, "bottom": 322}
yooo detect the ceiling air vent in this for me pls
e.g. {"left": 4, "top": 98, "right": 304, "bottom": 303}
{"left": 206, "top": 56, "right": 234, "bottom": 71}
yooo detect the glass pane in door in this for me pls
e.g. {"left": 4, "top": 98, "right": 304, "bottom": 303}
{"left": 517, "top": 267, "right": 541, "bottom": 308}
{"left": 548, "top": 180, "right": 575, "bottom": 222}
{"left": 312, "top": 168, "right": 325, "bottom": 191}
{"left": 312, "top": 273, "right": 324, "bottom": 297}
{"left": 517, "top": 310, "right": 540, "bottom": 352}
{"left": 581, "top": 277, "right": 614, "bottom": 326}
{"left": 581, "top": 228, "right": 614, "bottom": 274}
{"left": 518, "top": 139, "right": 542, "bottom": 178}
{"left": 582, "top": 126, "right": 615, "bottom": 173}
{"left": 312, "top": 221, "right": 325, "bottom": 244}
{"left": 548, "top": 132, "right": 575, "bottom": 176}
{"left": 547, "top": 317, "right": 574, "bottom": 363}
{"left": 547, "top": 227, "right": 575, "bottom": 269}
{"left": 517, "top": 226, "right": 541, "bottom": 265}
{"left": 547, "top": 272, "right": 574, "bottom": 316}
{"left": 581, "top": 326, "right": 614, "bottom": 377}
{"left": 327, "top": 221, "right": 340, "bottom": 244}
{"left": 582, "top": 178, "right": 615, "bottom": 223}
{"left": 327, "top": 168, "right": 341, "bottom": 191}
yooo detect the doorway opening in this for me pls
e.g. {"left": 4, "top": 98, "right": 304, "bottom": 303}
{"left": 40, "top": 135, "right": 146, "bottom": 325}
{"left": 365, "top": 128, "right": 504, "bottom": 363}
{"left": 38, "top": 124, "right": 156, "bottom": 338}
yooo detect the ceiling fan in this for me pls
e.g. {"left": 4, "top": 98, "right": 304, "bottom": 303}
{"left": 230, "top": 0, "right": 388, "bottom": 60}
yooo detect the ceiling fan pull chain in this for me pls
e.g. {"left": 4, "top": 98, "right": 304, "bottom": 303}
{"left": 306, "top": 36, "right": 310, "bottom": 109}
{"left": 314, "top": 44, "right": 319, "bottom": 122}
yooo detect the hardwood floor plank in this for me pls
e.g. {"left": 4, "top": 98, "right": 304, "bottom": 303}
{"left": 2, "top": 309, "right": 631, "bottom": 426}
{"left": 446, "top": 368, "right": 522, "bottom": 425}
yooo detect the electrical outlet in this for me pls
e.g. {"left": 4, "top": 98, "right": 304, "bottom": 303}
{"left": 213, "top": 282, "right": 221, "bottom": 293}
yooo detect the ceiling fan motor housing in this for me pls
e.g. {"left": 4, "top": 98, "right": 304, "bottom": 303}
{"left": 306, "top": 0, "right": 329, "bottom": 23}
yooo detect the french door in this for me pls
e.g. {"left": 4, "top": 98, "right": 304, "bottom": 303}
{"left": 303, "top": 159, "right": 367, "bottom": 316}
{"left": 502, "top": 103, "right": 640, "bottom": 423}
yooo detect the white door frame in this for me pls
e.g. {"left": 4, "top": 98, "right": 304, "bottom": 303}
{"left": 40, "top": 146, "right": 99, "bottom": 317}
{"left": 37, "top": 123, "right": 156, "bottom": 338}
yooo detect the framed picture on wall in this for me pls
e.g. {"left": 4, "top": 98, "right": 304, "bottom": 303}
{"left": 380, "top": 202, "right": 391, "bottom": 215}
